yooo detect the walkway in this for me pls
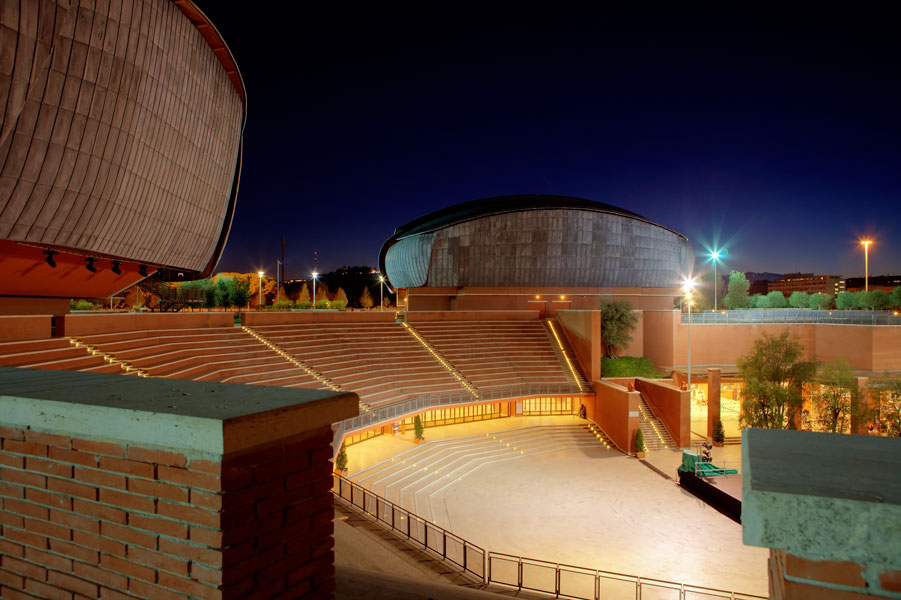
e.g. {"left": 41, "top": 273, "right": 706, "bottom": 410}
{"left": 341, "top": 416, "right": 767, "bottom": 596}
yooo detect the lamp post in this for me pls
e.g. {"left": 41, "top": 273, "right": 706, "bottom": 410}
{"left": 683, "top": 278, "right": 696, "bottom": 395}
{"left": 312, "top": 271, "right": 318, "bottom": 309}
{"left": 378, "top": 275, "right": 385, "bottom": 311}
{"left": 710, "top": 250, "right": 722, "bottom": 311}
{"left": 257, "top": 271, "right": 264, "bottom": 311}
{"left": 276, "top": 260, "right": 281, "bottom": 303}
{"left": 861, "top": 240, "right": 872, "bottom": 292}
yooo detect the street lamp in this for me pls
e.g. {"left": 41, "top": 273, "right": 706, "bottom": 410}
{"left": 682, "top": 278, "right": 697, "bottom": 395}
{"left": 312, "top": 271, "right": 318, "bottom": 309}
{"left": 860, "top": 240, "right": 872, "bottom": 292}
{"left": 276, "top": 260, "right": 282, "bottom": 303}
{"left": 709, "top": 249, "right": 722, "bottom": 311}
{"left": 257, "top": 271, "right": 264, "bottom": 311}
{"left": 378, "top": 275, "right": 385, "bottom": 311}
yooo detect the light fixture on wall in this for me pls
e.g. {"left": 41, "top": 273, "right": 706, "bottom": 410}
{"left": 138, "top": 264, "right": 148, "bottom": 277}
{"left": 85, "top": 257, "right": 97, "bottom": 273}
{"left": 43, "top": 249, "right": 58, "bottom": 268}
{"left": 111, "top": 260, "right": 122, "bottom": 275}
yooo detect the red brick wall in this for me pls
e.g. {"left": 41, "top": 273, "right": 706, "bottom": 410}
{"left": 635, "top": 378, "right": 690, "bottom": 448}
{"left": 0, "top": 425, "right": 335, "bottom": 599}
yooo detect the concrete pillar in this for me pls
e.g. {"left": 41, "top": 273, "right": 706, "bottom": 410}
{"left": 707, "top": 368, "right": 721, "bottom": 439}
{"left": 0, "top": 368, "right": 358, "bottom": 600}
{"left": 851, "top": 377, "right": 869, "bottom": 435}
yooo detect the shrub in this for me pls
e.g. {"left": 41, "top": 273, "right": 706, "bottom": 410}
{"left": 71, "top": 299, "right": 97, "bottom": 311}
{"left": 297, "top": 300, "right": 312, "bottom": 309}
{"left": 330, "top": 300, "right": 347, "bottom": 310}
{"left": 273, "top": 300, "right": 293, "bottom": 311}
{"left": 314, "top": 299, "right": 330, "bottom": 310}
{"left": 601, "top": 356, "right": 665, "bottom": 378}
{"left": 414, "top": 415, "right": 424, "bottom": 440}
{"left": 713, "top": 419, "right": 725, "bottom": 443}
{"left": 335, "top": 442, "right": 348, "bottom": 472}
{"left": 634, "top": 428, "right": 646, "bottom": 454}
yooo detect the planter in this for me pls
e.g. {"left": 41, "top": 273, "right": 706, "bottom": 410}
{"left": 712, "top": 440, "right": 724, "bottom": 447}
{"left": 636, "top": 451, "right": 645, "bottom": 459}
{"left": 414, "top": 437, "right": 421, "bottom": 444}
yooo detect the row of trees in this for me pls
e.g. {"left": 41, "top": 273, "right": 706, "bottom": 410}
{"left": 737, "top": 331, "right": 901, "bottom": 435}
{"left": 721, "top": 271, "right": 901, "bottom": 310}
{"left": 177, "top": 269, "right": 393, "bottom": 310}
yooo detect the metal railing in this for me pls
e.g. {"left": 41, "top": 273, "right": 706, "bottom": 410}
{"left": 332, "top": 474, "right": 486, "bottom": 582}
{"left": 488, "top": 552, "right": 766, "bottom": 599}
{"left": 682, "top": 309, "right": 901, "bottom": 325}
{"left": 333, "top": 474, "right": 765, "bottom": 600}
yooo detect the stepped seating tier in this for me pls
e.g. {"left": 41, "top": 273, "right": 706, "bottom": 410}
{"left": 251, "top": 323, "right": 470, "bottom": 405}
{"left": 0, "top": 338, "right": 121, "bottom": 373}
{"left": 351, "top": 424, "right": 611, "bottom": 522}
{"left": 77, "top": 327, "right": 323, "bottom": 389}
{"left": 412, "top": 321, "right": 583, "bottom": 391}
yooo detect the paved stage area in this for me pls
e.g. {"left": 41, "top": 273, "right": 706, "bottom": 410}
{"left": 341, "top": 416, "right": 767, "bottom": 597}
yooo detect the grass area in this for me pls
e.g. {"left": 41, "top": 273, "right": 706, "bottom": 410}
{"left": 601, "top": 356, "right": 667, "bottom": 378}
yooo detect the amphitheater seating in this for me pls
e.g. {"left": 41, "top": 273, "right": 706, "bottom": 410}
{"left": 351, "top": 424, "right": 608, "bottom": 521}
{"left": 412, "top": 321, "right": 582, "bottom": 392}
{"left": 76, "top": 327, "right": 323, "bottom": 389}
{"left": 0, "top": 338, "right": 122, "bottom": 374}
{"left": 249, "top": 322, "right": 469, "bottom": 405}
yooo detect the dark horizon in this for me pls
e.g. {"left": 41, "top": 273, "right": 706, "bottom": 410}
{"left": 198, "top": 5, "right": 900, "bottom": 282}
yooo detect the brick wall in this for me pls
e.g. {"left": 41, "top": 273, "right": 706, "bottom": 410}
{"left": 0, "top": 425, "right": 336, "bottom": 600}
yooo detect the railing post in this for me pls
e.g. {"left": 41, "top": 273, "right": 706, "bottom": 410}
{"left": 443, "top": 530, "right": 447, "bottom": 559}
{"left": 518, "top": 557, "right": 523, "bottom": 588}
{"left": 555, "top": 563, "right": 560, "bottom": 597}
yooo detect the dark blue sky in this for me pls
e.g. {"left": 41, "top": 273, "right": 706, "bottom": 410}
{"left": 199, "top": 5, "right": 899, "bottom": 281}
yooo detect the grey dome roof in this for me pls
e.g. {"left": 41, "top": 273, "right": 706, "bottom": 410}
{"left": 380, "top": 195, "right": 693, "bottom": 289}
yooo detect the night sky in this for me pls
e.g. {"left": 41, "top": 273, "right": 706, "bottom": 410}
{"left": 198, "top": 5, "right": 899, "bottom": 281}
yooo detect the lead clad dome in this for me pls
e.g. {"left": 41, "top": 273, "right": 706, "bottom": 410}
{"left": 380, "top": 195, "right": 694, "bottom": 288}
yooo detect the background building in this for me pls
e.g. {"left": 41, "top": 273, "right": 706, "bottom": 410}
{"left": 768, "top": 273, "right": 841, "bottom": 296}
{"left": 380, "top": 194, "right": 694, "bottom": 313}
{"left": 0, "top": 0, "right": 246, "bottom": 315}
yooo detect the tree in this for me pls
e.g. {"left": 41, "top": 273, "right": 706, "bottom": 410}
{"left": 298, "top": 283, "right": 311, "bottom": 306}
{"left": 750, "top": 294, "right": 769, "bottom": 309}
{"left": 737, "top": 330, "right": 817, "bottom": 429}
{"left": 767, "top": 291, "right": 788, "bottom": 308}
{"left": 334, "top": 287, "right": 348, "bottom": 305}
{"left": 872, "top": 378, "right": 901, "bottom": 437}
{"left": 789, "top": 291, "right": 809, "bottom": 309}
{"left": 861, "top": 290, "right": 889, "bottom": 310}
{"left": 835, "top": 291, "right": 855, "bottom": 310}
{"left": 315, "top": 284, "right": 328, "bottom": 303}
{"left": 414, "top": 415, "right": 424, "bottom": 440}
{"left": 723, "top": 271, "right": 750, "bottom": 309}
{"left": 890, "top": 286, "right": 901, "bottom": 309}
{"left": 359, "top": 287, "right": 374, "bottom": 309}
{"left": 634, "top": 428, "right": 645, "bottom": 454}
{"left": 808, "top": 293, "right": 832, "bottom": 310}
{"left": 230, "top": 278, "right": 250, "bottom": 308}
{"left": 599, "top": 300, "right": 638, "bottom": 359}
{"left": 202, "top": 279, "right": 217, "bottom": 308}
{"left": 215, "top": 278, "right": 229, "bottom": 307}
{"left": 812, "top": 358, "right": 857, "bottom": 433}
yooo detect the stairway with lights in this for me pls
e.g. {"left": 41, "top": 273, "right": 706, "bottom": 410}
{"left": 637, "top": 395, "right": 675, "bottom": 451}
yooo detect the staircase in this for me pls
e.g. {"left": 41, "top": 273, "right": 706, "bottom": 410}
{"left": 351, "top": 424, "right": 613, "bottom": 523}
{"left": 544, "top": 319, "right": 591, "bottom": 392}
{"left": 583, "top": 421, "right": 615, "bottom": 450}
{"left": 637, "top": 396, "right": 675, "bottom": 451}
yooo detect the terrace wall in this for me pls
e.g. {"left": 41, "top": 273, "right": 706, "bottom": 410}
{"left": 63, "top": 313, "right": 234, "bottom": 337}
{"left": 0, "top": 368, "right": 358, "bottom": 600}
{"left": 242, "top": 311, "right": 395, "bottom": 326}
{"left": 0, "top": 315, "right": 50, "bottom": 342}
{"left": 591, "top": 380, "right": 639, "bottom": 454}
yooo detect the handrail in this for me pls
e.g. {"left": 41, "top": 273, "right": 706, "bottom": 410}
{"left": 333, "top": 473, "right": 765, "bottom": 600}
{"left": 332, "top": 474, "right": 486, "bottom": 582}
